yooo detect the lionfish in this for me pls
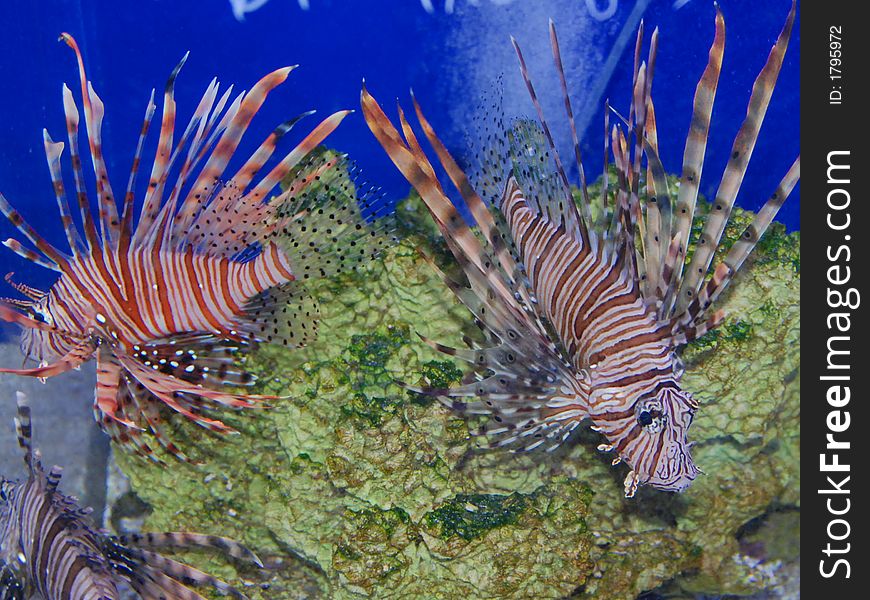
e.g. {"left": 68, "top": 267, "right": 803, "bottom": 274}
{"left": 0, "top": 35, "right": 390, "bottom": 461}
{"left": 0, "top": 392, "right": 262, "bottom": 600}
{"left": 361, "top": 2, "right": 799, "bottom": 496}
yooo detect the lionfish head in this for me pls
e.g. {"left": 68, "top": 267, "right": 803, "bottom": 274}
{"left": 0, "top": 274, "right": 65, "bottom": 364}
{"left": 591, "top": 384, "right": 700, "bottom": 497}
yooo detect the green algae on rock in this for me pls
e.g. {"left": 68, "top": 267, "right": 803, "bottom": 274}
{"left": 115, "top": 175, "right": 799, "bottom": 598}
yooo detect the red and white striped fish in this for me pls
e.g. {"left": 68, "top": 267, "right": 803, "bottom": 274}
{"left": 361, "top": 1, "right": 798, "bottom": 497}
{"left": 0, "top": 392, "right": 263, "bottom": 600}
{"left": 0, "top": 34, "right": 391, "bottom": 462}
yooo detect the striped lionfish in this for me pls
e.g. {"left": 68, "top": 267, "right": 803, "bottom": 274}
{"left": 362, "top": 2, "right": 799, "bottom": 497}
{"left": 0, "top": 35, "right": 390, "bottom": 461}
{"left": 0, "top": 392, "right": 262, "bottom": 600}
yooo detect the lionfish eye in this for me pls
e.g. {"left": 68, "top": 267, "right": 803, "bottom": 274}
{"left": 638, "top": 410, "right": 653, "bottom": 427}
{"left": 26, "top": 307, "right": 47, "bottom": 323}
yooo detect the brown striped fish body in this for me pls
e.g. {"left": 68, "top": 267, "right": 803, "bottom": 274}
{"left": 498, "top": 180, "right": 698, "bottom": 494}
{"left": 361, "top": 1, "right": 798, "bottom": 497}
{"left": 0, "top": 470, "right": 117, "bottom": 600}
{"left": 0, "top": 393, "right": 262, "bottom": 600}
{"left": 0, "top": 34, "right": 391, "bottom": 461}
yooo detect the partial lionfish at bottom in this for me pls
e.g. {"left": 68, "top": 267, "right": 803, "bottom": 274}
{"left": 361, "top": 0, "right": 799, "bottom": 497}
{"left": 0, "top": 33, "right": 393, "bottom": 462}
{"left": 0, "top": 392, "right": 262, "bottom": 599}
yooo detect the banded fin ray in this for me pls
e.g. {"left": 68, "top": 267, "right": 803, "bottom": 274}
{"left": 675, "top": 1, "right": 796, "bottom": 314}
{"left": 660, "top": 7, "right": 725, "bottom": 316}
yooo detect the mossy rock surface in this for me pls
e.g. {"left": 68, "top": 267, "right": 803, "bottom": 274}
{"left": 117, "top": 185, "right": 799, "bottom": 599}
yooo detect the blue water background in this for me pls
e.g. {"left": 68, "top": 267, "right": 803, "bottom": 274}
{"left": 0, "top": 0, "right": 799, "bottom": 296}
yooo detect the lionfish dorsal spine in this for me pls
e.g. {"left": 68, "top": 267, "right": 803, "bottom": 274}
{"left": 133, "top": 52, "right": 188, "bottom": 251}
{"left": 237, "top": 107, "right": 352, "bottom": 208}
{"left": 510, "top": 34, "right": 584, "bottom": 239}
{"left": 225, "top": 109, "right": 314, "bottom": 200}
{"left": 639, "top": 111, "right": 672, "bottom": 303}
{"left": 661, "top": 7, "right": 725, "bottom": 317}
{"left": 60, "top": 80, "right": 101, "bottom": 254}
{"left": 711, "top": 155, "right": 800, "bottom": 299}
{"left": 118, "top": 88, "right": 157, "bottom": 254}
{"left": 167, "top": 66, "right": 296, "bottom": 237}
{"left": 42, "top": 129, "right": 86, "bottom": 256}
{"left": 13, "top": 392, "right": 35, "bottom": 473}
{"left": 0, "top": 193, "right": 66, "bottom": 273}
{"left": 548, "top": 19, "right": 592, "bottom": 220}
{"left": 675, "top": 1, "right": 796, "bottom": 315}
{"left": 60, "top": 34, "right": 122, "bottom": 249}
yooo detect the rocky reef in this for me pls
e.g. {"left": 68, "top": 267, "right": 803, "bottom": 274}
{"left": 116, "top": 175, "right": 800, "bottom": 599}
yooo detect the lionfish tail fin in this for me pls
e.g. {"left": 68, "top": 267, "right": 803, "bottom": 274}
{"left": 267, "top": 149, "right": 396, "bottom": 283}
{"left": 118, "top": 532, "right": 263, "bottom": 568}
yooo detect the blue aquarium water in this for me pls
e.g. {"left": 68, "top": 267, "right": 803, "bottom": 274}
{"left": 0, "top": 2, "right": 800, "bottom": 599}
{"left": 0, "top": 2, "right": 798, "bottom": 274}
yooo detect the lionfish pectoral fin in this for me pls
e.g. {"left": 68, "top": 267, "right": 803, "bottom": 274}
{"left": 0, "top": 339, "right": 95, "bottom": 379}
{"left": 0, "top": 301, "right": 59, "bottom": 333}
{"left": 115, "top": 552, "right": 231, "bottom": 600}
{"left": 118, "top": 354, "right": 258, "bottom": 434}
{"left": 425, "top": 369, "right": 588, "bottom": 453}
{"left": 109, "top": 532, "right": 257, "bottom": 598}
{"left": 119, "top": 531, "right": 263, "bottom": 568}
{"left": 127, "top": 547, "right": 250, "bottom": 600}
{"left": 95, "top": 347, "right": 143, "bottom": 431}
{"left": 121, "top": 357, "right": 234, "bottom": 433}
